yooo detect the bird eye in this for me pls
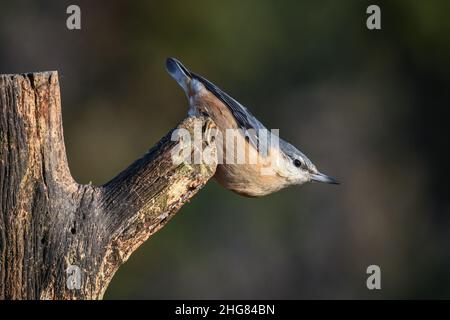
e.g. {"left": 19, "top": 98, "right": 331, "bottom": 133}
{"left": 293, "top": 159, "right": 302, "bottom": 168}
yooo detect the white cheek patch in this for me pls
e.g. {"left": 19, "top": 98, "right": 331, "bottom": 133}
{"left": 273, "top": 153, "right": 310, "bottom": 184}
{"left": 265, "top": 151, "right": 291, "bottom": 178}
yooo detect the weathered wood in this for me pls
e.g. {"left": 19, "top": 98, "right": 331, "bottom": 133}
{"left": 0, "top": 71, "right": 217, "bottom": 299}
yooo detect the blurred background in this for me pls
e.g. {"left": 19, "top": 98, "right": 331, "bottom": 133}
{"left": 1, "top": 0, "right": 449, "bottom": 299}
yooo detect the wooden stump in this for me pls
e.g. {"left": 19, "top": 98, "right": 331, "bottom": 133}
{"left": 0, "top": 71, "right": 217, "bottom": 299}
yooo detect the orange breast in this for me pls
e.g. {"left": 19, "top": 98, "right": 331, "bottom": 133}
{"left": 190, "top": 90, "right": 287, "bottom": 197}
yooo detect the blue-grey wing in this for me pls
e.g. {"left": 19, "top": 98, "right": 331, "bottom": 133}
{"left": 191, "top": 72, "right": 266, "bottom": 149}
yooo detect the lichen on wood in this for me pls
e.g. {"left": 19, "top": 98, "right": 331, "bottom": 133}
{"left": 0, "top": 71, "right": 217, "bottom": 299}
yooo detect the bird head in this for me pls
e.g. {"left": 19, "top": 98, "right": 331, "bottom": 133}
{"left": 278, "top": 140, "right": 339, "bottom": 186}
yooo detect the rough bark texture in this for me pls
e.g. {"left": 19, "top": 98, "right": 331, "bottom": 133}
{"left": 0, "top": 71, "right": 217, "bottom": 299}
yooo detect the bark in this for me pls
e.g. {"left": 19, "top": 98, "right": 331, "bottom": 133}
{"left": 0, "top": 71, "right": 217, "bottom": 299}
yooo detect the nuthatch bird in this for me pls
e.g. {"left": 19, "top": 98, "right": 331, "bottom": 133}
{"left": 166, "top": 57, "right": 339, "bottom": 197}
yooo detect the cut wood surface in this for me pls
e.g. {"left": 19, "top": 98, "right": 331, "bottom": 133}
{"left": 0, "top": 71, "right": 217, "bottom": 299}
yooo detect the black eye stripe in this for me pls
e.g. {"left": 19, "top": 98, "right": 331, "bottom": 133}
{"left": 294, "top": 159, "right": 302, "bottom": 168}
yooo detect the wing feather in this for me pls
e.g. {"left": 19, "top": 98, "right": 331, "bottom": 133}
{"left": 191, "top": 72, "right": 266, "bottom": 149}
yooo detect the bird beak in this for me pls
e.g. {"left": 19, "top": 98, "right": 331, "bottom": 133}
{"left": 310, "top": 172, "right": 340, "bottom": 185}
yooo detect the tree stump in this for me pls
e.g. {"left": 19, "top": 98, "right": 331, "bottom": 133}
{"left": 0, "top": 71, "right": 217, "bottom": 299}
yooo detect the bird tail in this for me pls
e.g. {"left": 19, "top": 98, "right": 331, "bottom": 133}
{"left": 165, "top": 57, "right": 192, "bottom": 93}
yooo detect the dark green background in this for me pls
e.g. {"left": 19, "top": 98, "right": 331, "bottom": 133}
{"left": 1, "top": 0, "right": 449, "bottom": 298}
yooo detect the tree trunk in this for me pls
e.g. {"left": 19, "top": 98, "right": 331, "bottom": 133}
{"left": 0, "top": 71, "right": 217, "bottom": 299}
